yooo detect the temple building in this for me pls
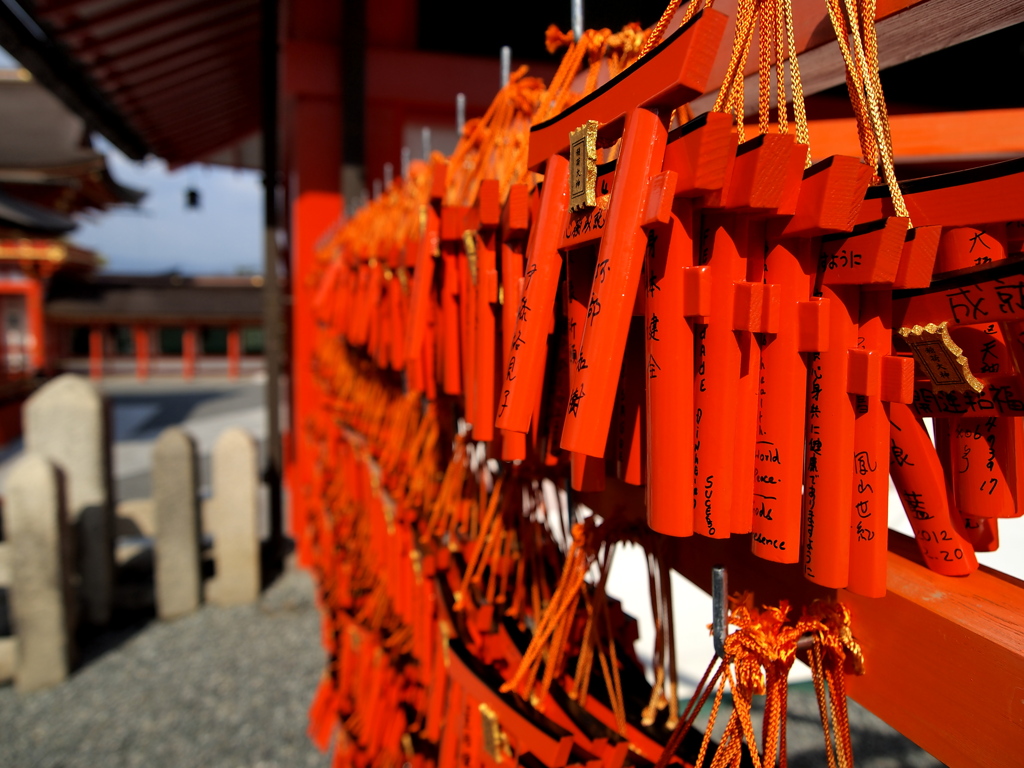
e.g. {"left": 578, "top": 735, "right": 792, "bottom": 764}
{"left": 0, "top": 67, "right": 264, "bottom": 385}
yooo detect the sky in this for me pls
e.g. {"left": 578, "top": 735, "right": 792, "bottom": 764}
{"left": 0, "top": 46, "right": 264, "bottom": 276}
{"left": 74, "top": 140, "right": 264, "bottom": 276}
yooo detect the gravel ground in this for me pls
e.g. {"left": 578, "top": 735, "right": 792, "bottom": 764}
{"left": 0, "top": 566, "right": 330, "bottom": 768}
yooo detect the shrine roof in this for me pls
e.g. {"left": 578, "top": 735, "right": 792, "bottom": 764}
{"left": 0, "top": 188, "right": 76, "bottom": 234}
{"left": 0, "top": 0, "right": 260, "bottom": 166}
{"left": 45, "top": 273, "right": 264, "bottom": 324}
{"left": 0, "top": 71, "right": 144, "bottom": 210}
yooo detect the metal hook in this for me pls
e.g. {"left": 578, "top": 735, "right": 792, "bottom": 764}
{"left": 712, "top": 564, "right": 815, "bottom": 657}
{"left": 571, "top": 0, "right": 584, "bottom": 41}
{"left": 712, "top": 565, "right": 728, "bottom": 659}
{"left": 421, "top": 126, "right": 432, "bottom": 160}
{"left": 456, "top": 93, "right": 466, "bottom": 135}
{"left": 500, "top": 46, "right": 511, "bottom": 88}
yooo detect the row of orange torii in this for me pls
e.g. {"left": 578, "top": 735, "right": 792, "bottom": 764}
{"left": 300, "top": 3, "right": 1024, "bottom": 767}
{"left": 312, "top": 4, "right": 1024, "bottom": 597}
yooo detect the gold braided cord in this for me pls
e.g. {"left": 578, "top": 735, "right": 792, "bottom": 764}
{"left": 713, "top": 0, "right": 758, "bottom": 142}
{"left": 638, "top": 0, "right": 705, "bottom": 59}
{"left": 712, "top": 0, "right": 751, "bottom": 116}
{"left": 830, "top": 0, "right": 879, "bottom": 171}
{"left": 783, "top": 0, "right": 811, "bottom": 152}
{"left": 757, "top": 0, "right": 774, "bottom": 138}
{"left": 774, "top": 0, "right": 789, "bottom": 135}
{"left": 858, "top": 0, "right": 909, "bottom": 220}
{"left": 825, "top": 0, "right": 911, "bottom": 220}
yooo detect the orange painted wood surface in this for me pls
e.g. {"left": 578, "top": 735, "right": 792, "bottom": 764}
{"left": 582, "top": 476, "right": 1024, "bottom": 768}
{"left": 527, "top": 10, "right": 728, "bottom": 170}
{"left": 804, "top": 109, "right": 1024, "bottom": 166}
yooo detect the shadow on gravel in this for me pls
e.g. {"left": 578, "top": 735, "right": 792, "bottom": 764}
{"left": 67, "top": 540, "right": 293, "bottom": 676}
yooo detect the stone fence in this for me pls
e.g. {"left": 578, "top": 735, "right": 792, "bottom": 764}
{"left": 0, "top": 374, "right": 263, "bottom": 691}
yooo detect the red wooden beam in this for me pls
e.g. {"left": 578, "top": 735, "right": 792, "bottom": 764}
{"left": 130, "top": 96, "right": 252, "bottom": 139}
{"left": 857, "top": 158, "right": 1024, "bottom": 227}
{"left": 33, "top": 0, "right": 123, "bottom": 20}
{"left": 102, "top": 33, "right": 258, "bottom": 94}
{"left": 141, "top": 110, "right": 257, "bottom": 156}
{"left": 688, "top": 0, "right": 1024, "bottom": 112}
{"left": 112, "top": 61, "right": 257, "bottom": 111}
{"left": 122, "top": 85, "right": 258, "bottom": 133}
{"left": 71, "top": 5, "right": 257, "bottom": 63}
{"left": 806, "top": 109, "right": 1024, "bottom": 166}
{"left": 52, "top": 0, "right": 209, "bottom": 41}
{"left": 68, "top": 0, "right": 253, "bottom": 58}
{"left": 527, "top": 10, "right": 728, "bottom": 169}
{"left": 124, "top": 106, "right": 250, "bottom": 149}
{"left": 90, "top": 15, "right": 259, "bottom": 78}
{"left": 582, "top": 478, "right": 1024, "bottom": 768}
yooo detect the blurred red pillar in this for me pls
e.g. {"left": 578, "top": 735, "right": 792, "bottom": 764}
{"left": 89, "top": 325, "right": 103, "bottom": 379}
{"left": 227, "top": 326, "right": 241, "bottom": 379}
{"left": 135, "top": 325, "right": 150, "bottom": 380}
{"left": 24, "top": 277, "right": 45, "bottom": 374}
{"left": 183, "top": 326, "right": 198, "bottom": 379}
{"left": 283, "top": 0, "right": 343, "bottom": 563}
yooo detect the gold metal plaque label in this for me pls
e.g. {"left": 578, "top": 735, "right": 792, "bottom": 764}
{"left": 898, "top": 321, "right": 983, "bottom": 393}
{"left": 568, "top": 120, "right": 599, "bottom": 212}
{"left": 462, "top": 229, "right": 479, "bottom": 285}
{"left": 478, "top": 703, "right": 509, "bottom": 762}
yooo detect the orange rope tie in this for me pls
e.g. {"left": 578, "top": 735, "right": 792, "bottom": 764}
{"left": 453, "top": 478, "right": 504, "bottom": 611}
{"left": 641, "top": 552, "right": 667, "bottom": 726}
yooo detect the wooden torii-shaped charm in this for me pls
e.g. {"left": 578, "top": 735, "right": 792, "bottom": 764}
{"left": 494, "top": 9, "right": 729, "bottom": 480}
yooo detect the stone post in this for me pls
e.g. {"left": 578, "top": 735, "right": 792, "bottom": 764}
{"left": 205, "top": 427, "right": 261, "bottom": 605}
{"left": 6, "top": 454, "right": 72, "bottom": 691}
{"left": 24, "top": 373, "right": 113, "bottom": 626}
{"left": 152, "top": 427, "right": 201, "bottom": 620}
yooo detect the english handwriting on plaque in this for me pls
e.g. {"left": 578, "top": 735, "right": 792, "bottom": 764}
{"left": 916, "top": 524, "right": 964, "bottom": 563}
{"left": 753, "top": 531, "right": 786, "bottom": 550}
{"left": 702, "top": 475, "right": 715, "bottom": 536}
